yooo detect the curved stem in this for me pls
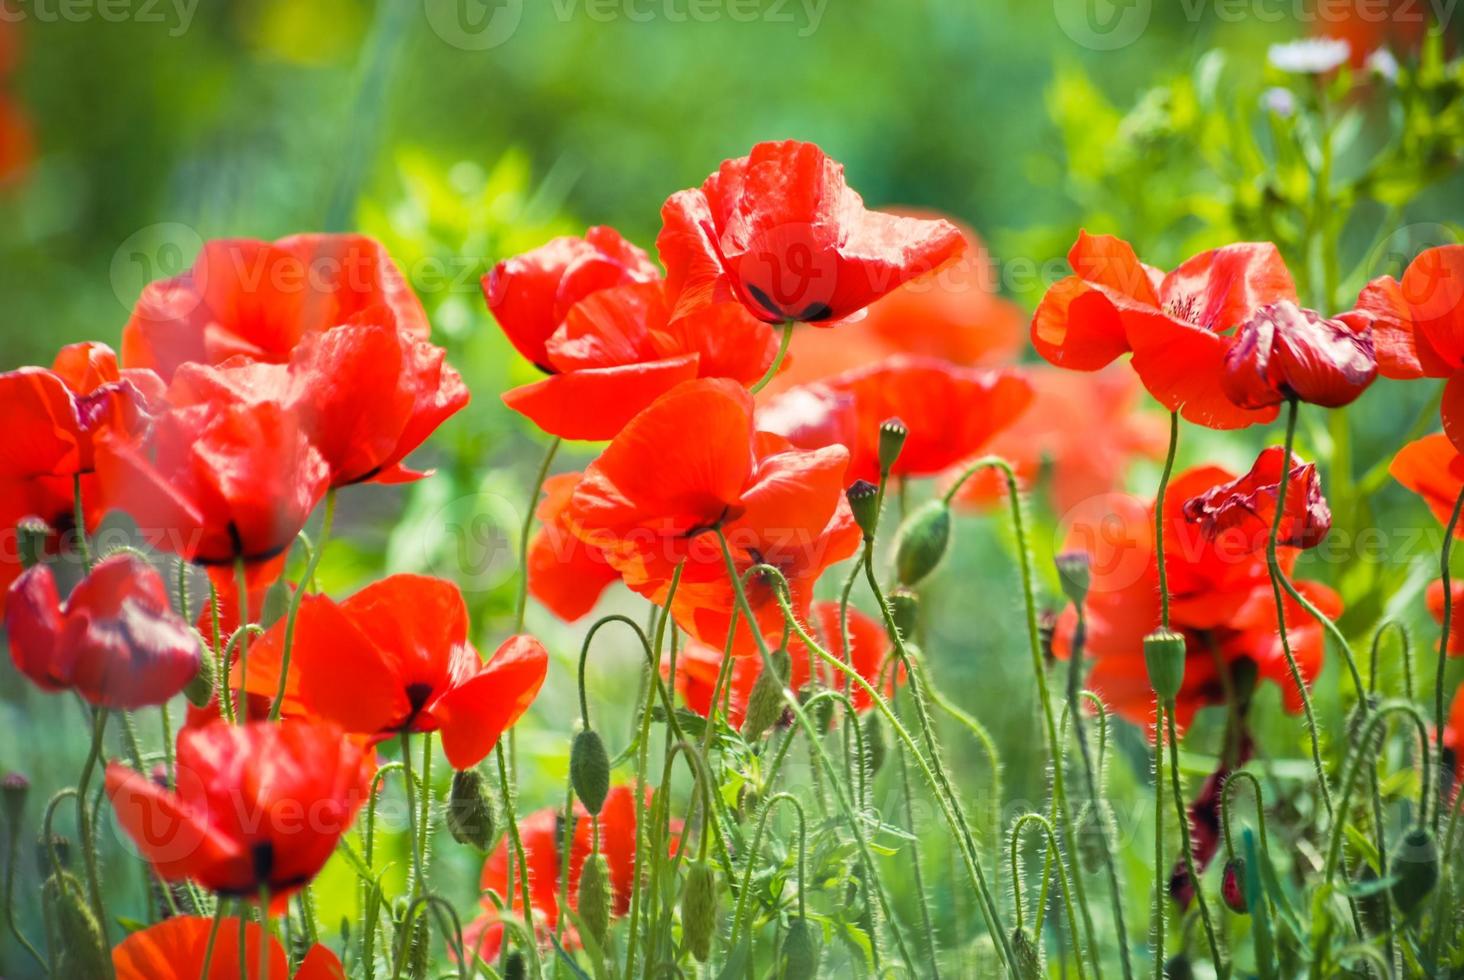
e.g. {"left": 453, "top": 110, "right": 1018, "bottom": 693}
{"left": 729, "top": 792, "right": 807, "bottom": 949}
{"left": 492, "top": 743, "right": 540, "bottom": 977}
{"left": 514, "top": 436, "right": 562, "bottom": 633}
{"left": 1010, "top": 812, "right": 1086, "bottom": 980}
{"left": 1436, "top": 484, "right": 1464, "bottom": 832}
{"left": 747, "top": 320, "right": 794, "bottom": 395}
{"left": 1165, "top": 703, "right": 1225, "bottom": 972}
{"left": 1220, "top": 771, "right": 1270, "bottom": 863}
{"left": 1370, "top": 621, "right": 1413, "bottom": 700}
{"left": 270, "top": 489, "right": 336, "bottom": 721}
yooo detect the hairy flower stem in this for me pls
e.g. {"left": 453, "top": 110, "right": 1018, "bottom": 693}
{"left": 1266, "top": 398, "right": 1334, "bottom": 822}
{"left": 76, "top": 707, "right": 112, "bottom": 974}
{"left": 492, "top": 742, "right": 540, "bottom": 977}
{"left": 514, "top": 437, "right": 561, "bottom": 633}
{"left": 270, "top": 488, "right": 336, "bottom": 720}
{"left": 1152, "top": 704, "right": 1165, "bottom": 980}
{"left": 72, "top": 472, "right": 92, "bottom": 573}
{"left": 896, "top": 685, "right": 942, "bottom": 978}
{"left": 1156, "top": 411, "right": 1179, "bottom": 629}
{"left": 1435, "top": 483, "right": 1464, "bottom": 833}
{"left": 1010, "top": 813, "right": 1085, "bottom": 980}
{"left": 234, "top": 558, "right": 252, "bottom": 724}
{"left": 1165, "top": 706, "right": 1225, "bottom": 973}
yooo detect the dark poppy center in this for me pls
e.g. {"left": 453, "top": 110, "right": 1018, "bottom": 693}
{"left": 401, "top": 682, "right": 435, "bottom": 730}
{"left": 252, "top": 841, "right": 274, "bottom": 885}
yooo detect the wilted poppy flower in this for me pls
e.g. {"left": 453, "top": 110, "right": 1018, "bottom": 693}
{"left": 467, "top": 784, "right": 660, "bottom": 962}
{"left": 121, "top": 234, "right": 428, "bottom": 382}
{"left": 242, "top": 575, "right": 547, "bottom": 769}
{"left": 1052, "top": 466, "right": 1338, "bottom": 730}
{"left": 113, "top": 914, "right": 345, "bottom": 979}
{"left": 94, "top": 388, "right": 330, "bottom": 582}
{"left": 658, "top": 140, "right": 966, "bottom": 326}
{"left": 1357, "top": 245, "right": 1464, "bottom": 451}
{"left": 758, "top": 355, "right": 1033, "bottom": 482}
{"left": 1389, "top": 433, "right": 1464, "bottom": 531}
{"left": 106, "top": 719, "right": 366, "bottom": 902}
{"left": 501, "top": 280, "right": 781, "bottom": 440}
{"left": 1183, "top": 446, "right": 1332, "bottom": 552}
{"left": 1032, "top": 231, "right": 1299, "bottom": 429}
{"left": 484, "top": 226, "right": 660, "bottom": 371}
{"left": 5, "top": 553, "right": 199, "bottom": 707}
{"left": 948, "top": 366, "right": 1168, "bottom": 515}
{"left": 566, "top": 379, "right": 853, "bottom": 653}
{"left": 1221, "top": 300, "right": 1376, "bottom": 409}
{"left": 165, "top": 317, "right": 468, "bottom": 486}
{"left": 528, "top": 472, "right": 620, "bottom": 622}
{"left": 1426, "top": 579, "right": 1464, "bottom": 656}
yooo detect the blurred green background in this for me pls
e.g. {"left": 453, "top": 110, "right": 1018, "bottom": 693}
{"left": 4, "top": 0, "right": 1464, "bottom": 973}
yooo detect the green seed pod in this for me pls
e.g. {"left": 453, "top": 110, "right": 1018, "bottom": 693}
{"left": 894, "top": 499, "right": 951, "bottom": 586}
{"left": 885, "top": 588, "right": 920, "bottom": 644}
{"left": 578, "top": 851, "right": 612, "bottom": 945}
{"left": 16, "top": 518, "right": 50, "bottom": 570}
{"left": 1221, "top": 857, "right": 1247, "bottom": 914}
{"left": 878, "top": 417, "right": 908, "bottom": 474}
{"left": 780, "top": 916, "right": 820, "bottom": 977}
{"left": 504, "top": 951, "right": 526, "bottom": 980}
{"left": 1011, "top": 927, "right": 1043, "bottom": 980}
{"left": 1389, "top": 826, "right": 1439, "bottom": 915}
{"left": 445, "top": 768, "right": 495, "bottom": 850}
{"left": 846, "top": 479, "right": 880, "bottom": 540}
{"left": 44, "top": 872, "right": 108, "bottom": 980}
{"left": 1143, "top": 629, "right": 1186, "bottom": 703}
{"left": 1054, "top": 551, "right": 1091, "bottom": 607}
{"left": 862, "top": 713, "right": 887, "bottom": 775}
{"left": 571, "top": 728, "right": 611, "bottom": 815}
{"left": 183, "top": 646, "right": 214, "bottom": 708}
{"left": 742, "top": 648, "right": 791, "bottom": 740}
{"left": 681, "top": 860, "right": 718, "bottom": 963}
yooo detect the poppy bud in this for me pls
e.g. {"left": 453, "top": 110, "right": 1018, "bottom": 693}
{"left": 894, "top": 500, "right": 951, "bottom": 586}
{"left": 862, "top": 713, "right": 886, "bottom": 775}
{"left": 16, "top": 518, "right": 50, "bottom": 570}
{"left": 742, "top": 648, "right": 792, "bottom": 740}
{"left": 37, "top": 832, "right": 70, "bottom": 873}
{"left": 1054, "top": 551, "right": 1091, "bottom": 607}
{"left": 681, "top": 860, "right": 718, "bottom": 963}
{"left": 1164, "top": 954, "right": 1195, "bottom": 980}
{"left": 504, "top": 951, "right": 526, "bottom": 980}
{"left": 846, "top": 480, "right": 881, "bottom": 540}
{"left": 44, "top": 872, "right": 108, "bottom": 980}
{"left": 736, "top": 783, "right": 760, "bottom": 822}
{"left": 1011, "top": 928, "right": 1042, "bottom": 980}
{"left": 394, "top": 900, "right": 430, "bottom": 980}
{"left": 183, "top": 648, "right": 214, "bottom": 708}
{"left": 781, "top": 916, "right": 820, "bottom": 977}
{"left": 445, "top": 768, "right": 495, "bottom": 850}
{"left": 886, "top": 588, "right": 920, "bottom": 644}
{"left": 1389, "top": 826, "right": 1439, "bottom": 915}
{"left": 1221, "top": 857, "right": 1247, "bottom": 914}
{"left": 1143, "top": 629, "right": 1187, "bottom": 703}
{"left": 570, "top": 728, "right": 611, "bottom": 815}
{"left": 577, "top": 851, "right": 611, "bottom": 945}
{"left": 1, "top": 772, "right": 29, "bottom": 828}
{"left": 878, "top": 416, "right": 908, "bottom": 474}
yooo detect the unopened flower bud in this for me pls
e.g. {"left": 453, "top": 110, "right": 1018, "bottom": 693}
{"left": 862, "top": 713, "right": 886, "bottom": 775}
{"left": 742, "top": 649, "right": 791, "bottom": 740}
{"left": 571, "top": 728, "right": 611, "bottom": 815}
{"left": 445, "top": 768, "right": 495, "bottom": 850}
{"left": 894, "top": 500, "right": 951, "bottom": 586}
{"left": 781, "top": 916, "right": 820, "bottom": 976}
{"left": 1221, "top": 857, "right": 1247, "bottom": 914}
{"left": 44, "top": 871, "right": 108, "bottom": 979}
{"left": 846, "top": 480, "right": 880, "bottom": 540}
{"left": 504, "top": 951, "right": 526, "bottom": 980}
{"left": 736, "top": 783, "right": 760, "bottom": 822}
{"left": 1011, "top": 928, "right": 1042, "bottom": 980}
{"left": 16, "top": 518, "right": 51, "bottom": 570}
{"left": 37, "top": 832, "right": 70, "bottom": 873}
{"left": 1390, "top": 826, "right": 1439, "bottom": 915}
{"left": 886, "top": 588, "right": 919, "bottom": 644}
{"left": 877, "top": 417, "right": 908, "bottom": 474}
{"left": 183, "top": 647, "right": 214, "bottom": 708}
{"left": 681, "top": 860, "right": 718, "bottom": 962}
{"left": 1054, "top": 551, "right": 1091, "bottom": 607}
{"left": 577, "top": 851, "right": 611, "bottom": 944}
{"left": 1143, "top": 629, "right": 1186, "bottom": 703}
{"left": 2, "top": 772, "right": 29, "bottom": 828}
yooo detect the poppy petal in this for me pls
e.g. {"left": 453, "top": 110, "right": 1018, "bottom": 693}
{"left": 503, "top": 356, "right": 701, "bottom": 441}
{"left": 433, "top": 634, "right": 549, "bottom": 770}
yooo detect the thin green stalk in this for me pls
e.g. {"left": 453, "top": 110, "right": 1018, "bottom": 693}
{"left": 514, "top": 437, "right": 561, "bottom": 633}
{"left": 258, "top": 891, "right": 271, "bottom": 980}
{"left": 896, "top": 704, "right": 942, "bottom": 979}
{"left": 1156, "top": 411, "right": 1179, "bottom": 630}
{"left": 1425, "top": 775, "right": 1464, "bottom": 971}
{"left": 76, "top": 708, "right": 111, "bottom": 970}
{"left": 1435, "top": 484, "right": 1464, "bottom": 832}
{"left": 728, "top": 793, "right": 806, "bottom": 949}
{"left": 492, "top": 743, "right": 541, "bottom": 977}
{"left": 234, "top": 558, "right": 251, "bottom": 725}
{"left": 71, "top": 473, "right": 92, "bottom": 572}
{"left": 1010, "top": 813, "right": 1085, "bottom": 980}
{"left": 3, "top": 802, "right": 45, "bottom": 972}
{"left": 1152, "top": 705, "right": 1165, "bottom": 980}
{"left": 1165, "top": 705, "right": 1225, "bottom": 972}
{"left": 200, "top": 898, "right": 227, "bottom": 977}
{"left": 400, "top": 734, "right": 424, "bottom": 901}
{"left": 747, "top": 320, "right": 794, "bottom": 395}
{"left": 270, "top": 489, "right": 336, "bottom": 721}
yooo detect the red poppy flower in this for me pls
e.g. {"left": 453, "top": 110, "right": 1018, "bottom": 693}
{"left": 165, "top": 316, "right": 468, "bottom": 486}
{"left": 105, "top": 718, "right": 367, "bottom": 902}
{"left": 528, "top": 471, "right": 621, "bottom": 622}
{"left": 1388, "top": 433, "right": 1464, "bottom": 531}
{"left": 241, "top": 575, "right": 548, "bottom": 769}
{"left": 1220, "top": 300, "right": 1376, "bottom": 409}
{"left": 1052, "top": 466, "right": 1338, "bottom": 730}
{"left": 668, "top": 601, "right": 896, "bottom": 727}
{"left": 1032, "top": 231, "right": 1297, "bottom": 429}
{"left": 566, "top": 379, "right": 854, "bottom": 653}
{"left": 658, "top": 140, "right": 966, "bottom": 325}
{"left": 1425, "top": 579, "right": 1464, "bottom": 656}
{"left": 1182, "top": 446, "right": 1332, "bottom": 552}
{"left": 113, "top": 915, "right": 345, "bottom": 980}
{"left": 483, "top": 226, "right": 660, "bottom": 371}
{"left": 94, "top": 387, "right": 330, "bottom": 582}
{"left": 5, "top": 553, "right": 199, "bottom": 707}
{"left": 468, "top": 784, "right": 659, "bottom": 962}
{"left": 1357, "top": 245, "right": 1464, "bottom": 451}
{"left": 758, "top": 355, "right": 1033, "bottom": 482}
{"left": 121, "top": 234, "right": 429, "bottom": 382}
{"left": 500, "top": 280, "right": 782, "bottom": 440}
{"left": 947, "top": 366, "right": 1168, "bottom": 515}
